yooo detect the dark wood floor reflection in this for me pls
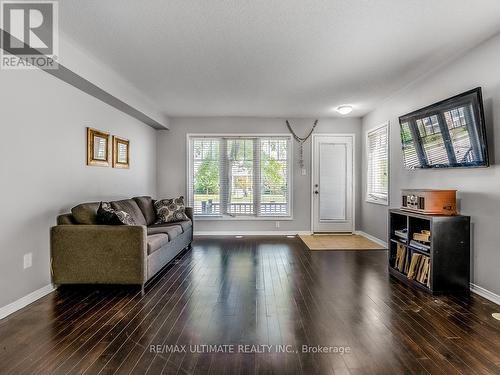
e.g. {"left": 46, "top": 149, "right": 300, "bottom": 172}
{"left": 0, "top": 237, "right": 499, "bottom": 375}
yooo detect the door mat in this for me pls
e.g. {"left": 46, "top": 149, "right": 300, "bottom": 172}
{"left": 299, "top": 234, "right": 386, "bottom": 251}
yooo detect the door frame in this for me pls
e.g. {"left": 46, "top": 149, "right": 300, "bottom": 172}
{"left": 310, "top": 133, "right": 356, "bottom": 233}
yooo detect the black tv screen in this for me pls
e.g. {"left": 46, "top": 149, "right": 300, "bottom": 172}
{"left": 399, "top": 88, "right": 489, "bottom": 169}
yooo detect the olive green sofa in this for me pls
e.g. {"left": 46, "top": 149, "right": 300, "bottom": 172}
{"left": 50, "top": 196, "right": 193, "bottom": 289}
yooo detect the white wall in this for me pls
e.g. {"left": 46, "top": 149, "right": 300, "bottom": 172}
{"left": 0, "top": 67, "right": 158, "bottom": 309}
{"left": 361, "top": 32, "right": 500, "bottom": 296}
{"left": 157, "top": 117, "right": 362, "bottom": 233}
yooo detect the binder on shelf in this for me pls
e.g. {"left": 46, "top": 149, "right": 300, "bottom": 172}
{"left": 395, "top": 243, "right": 407, "bottom": 273}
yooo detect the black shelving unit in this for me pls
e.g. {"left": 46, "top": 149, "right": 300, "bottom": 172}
{"left": 388, "top": 209, "right": 470, "bottom": 294}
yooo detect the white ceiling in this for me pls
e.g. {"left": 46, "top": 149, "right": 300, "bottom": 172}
{"left": 59, "top": 0, "right": 500, "bottom": 118}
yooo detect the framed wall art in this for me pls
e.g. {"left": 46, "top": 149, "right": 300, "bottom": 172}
{"left": 87, "top": 128, "right": 110, "bottom": 167}
{"left": 112, "top": 136, "right": 130, "bottom": 169}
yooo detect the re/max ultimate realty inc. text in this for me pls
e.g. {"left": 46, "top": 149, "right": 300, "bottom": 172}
{"left": 150, "top": 344, "right": 351, "bottom": 355}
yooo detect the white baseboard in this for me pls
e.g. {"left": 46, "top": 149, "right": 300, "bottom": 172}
{"left": 354, "top": 230, "right": 388, "bottom": 248}
{"left": 470, "top": 283, "right": 500, "bottom": 306}
{"left": 194, "top": 230, "right": 388, "bottom": 248}
{"left": 0, "top": 284, "right": 55, "bottom": 321}
{"left": 195, "top": 231, "right": 313, "bottom": 236}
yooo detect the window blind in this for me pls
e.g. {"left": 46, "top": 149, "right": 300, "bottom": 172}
{"left": 188, "top": 135, "right": 292, "bottom": 218}
{"left": 367, "top": 124, "right": 389, "bottom": 204}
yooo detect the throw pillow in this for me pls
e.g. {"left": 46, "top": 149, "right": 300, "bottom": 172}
{"left": 154, "top": 196, "right": 189, "bottom": 224}
{"left": 96, "top": 202, "right": 136, "bottom": 225}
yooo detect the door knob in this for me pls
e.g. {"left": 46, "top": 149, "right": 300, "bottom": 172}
{"left": 314, "top": 190, "right": 319, "bottom": 194}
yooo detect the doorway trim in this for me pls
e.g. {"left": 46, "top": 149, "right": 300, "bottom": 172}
{"left": 310, "top": 133, "right": 356, "bottom": 233}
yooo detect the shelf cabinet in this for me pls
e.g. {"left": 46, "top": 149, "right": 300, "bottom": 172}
{"left": 388, "top": 209, "right": 470, "bottom": 294}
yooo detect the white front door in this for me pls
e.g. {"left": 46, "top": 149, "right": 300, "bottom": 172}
{"left": 312, "top": 135, "right": 354, "bottom": 232}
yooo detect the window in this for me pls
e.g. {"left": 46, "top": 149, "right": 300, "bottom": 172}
{"left": 417, "top": 114, "right": 449, "bottom": 166}
{"left": 400, "top": 121, "right": 420, "bottom": 169}
{"left": 188, "top": 135, "right": 292, "bottom": 218}
{"left": 443, "top": 105, "right": 475, "bottom": 163}
{"left": 401, "top": 101, "right": 483, "bottom": 168}
{"left": 416, "top": 115, "right": 440, "bottom": 137}
{"left": 366, "top": 123, "right": 389, "bottom": 205}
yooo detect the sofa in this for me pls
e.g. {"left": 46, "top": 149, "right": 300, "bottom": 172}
{"left": 50, "top": 196, "right": 193, "bottom": 289}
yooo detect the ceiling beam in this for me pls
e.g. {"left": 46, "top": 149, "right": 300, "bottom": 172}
{"left": 1, "top": 29, "right": 169, "bottom": 130}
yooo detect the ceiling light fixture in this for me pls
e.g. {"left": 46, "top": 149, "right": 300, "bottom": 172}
{"left": 336, "top": 105, "right": 353, "bottom": 115}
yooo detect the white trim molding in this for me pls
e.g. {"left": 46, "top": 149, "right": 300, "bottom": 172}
{"left": 195, "top": 231, "right": 312, "bottom": 236}
{"left": 355, "top": 231, "right": 388, "bottom": 248}
{"left": 0, "top": 284, "right": 55, "bottom": 321}
{"left": 470, "top": 283, "right": 500, "bottom": 306}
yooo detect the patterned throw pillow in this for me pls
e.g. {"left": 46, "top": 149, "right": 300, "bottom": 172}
{"left": 96, "top": 202, "right": 136, "bottom": 225}
{"left": 154, "top": 196, "right": 189, "bottom": 224}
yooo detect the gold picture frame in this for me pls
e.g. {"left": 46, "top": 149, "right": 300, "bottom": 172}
{"left": 87, "top": 128, "right": 110, "bottom": 167}
{"left": 112, "top": 136, "right": 130, "bottom": 169}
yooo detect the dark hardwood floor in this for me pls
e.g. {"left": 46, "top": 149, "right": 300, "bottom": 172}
{"left": 0, "top": 236, "right": 499, "bottom": 375}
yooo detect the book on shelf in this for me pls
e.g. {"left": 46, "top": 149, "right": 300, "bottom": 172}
{"left": 407, "top": 253, "right": 431, "bottom": 287}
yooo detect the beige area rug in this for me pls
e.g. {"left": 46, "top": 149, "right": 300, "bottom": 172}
{"left": 299, "top": 234, "right": 386, "bottom": 251}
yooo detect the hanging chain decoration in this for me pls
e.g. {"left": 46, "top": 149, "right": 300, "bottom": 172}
{"left": 286, "top": 119, "right": 318, "bottom": 168}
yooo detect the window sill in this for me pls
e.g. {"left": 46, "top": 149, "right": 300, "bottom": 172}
{"left": 194, "top": 215, "right": 294, "bottom": 221}
{"left": 366, "top": 198, "right": 389, "bottom": 206}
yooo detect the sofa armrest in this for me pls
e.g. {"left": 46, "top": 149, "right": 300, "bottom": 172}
{"left": 185, "top": 207, "right": 194, "bottom": 238}
{"left": 185, "top": 206, "right": 193, "bottom": 221}
{"left": 50, "top": 225, "right": 147, "bottom": 285}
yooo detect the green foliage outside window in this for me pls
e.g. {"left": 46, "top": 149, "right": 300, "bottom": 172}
{"left": 195, "top": 160, "right": 219, "bottom": 194}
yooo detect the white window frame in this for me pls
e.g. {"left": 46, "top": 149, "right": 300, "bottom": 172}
{"left": 366, "top": 123, "right": 390, "bottom": 206}
{"left": 186, "top": 133, "right": 293, "bottom": 220}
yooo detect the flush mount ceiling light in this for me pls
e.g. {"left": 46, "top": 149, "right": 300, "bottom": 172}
{"left": 336, "top": 105, "right": 353, "bottom": 115}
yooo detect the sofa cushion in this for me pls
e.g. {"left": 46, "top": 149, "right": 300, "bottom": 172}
{"left": 96, "top": 202, "right": 136, "bottom": 225}
{"left": 71, "top": 202, "right": 100, "bottom": 224}
{"left": 154, "top": 196, "right": 189, "bottom": 224}
{"left": 147, "top": 234, "right": 169, "bottom": 255}
{"left": 133, "top": 196, "right": 156, "bottom": 226}
{"left": 57, "top": 214, "right": 77, "bottom": 225}
{"left": 110, "top": 199, "right": 147, "bottom": 226}
{"left": 147, "top": 224, "right": 183, "bottom": 240}
{"left": 149, "top": 220, "right": 192, "bottom": 233}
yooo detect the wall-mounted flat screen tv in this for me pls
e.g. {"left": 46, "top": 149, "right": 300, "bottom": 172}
{"left": 399, "top": 87, "right": 489, "bottom": 169}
